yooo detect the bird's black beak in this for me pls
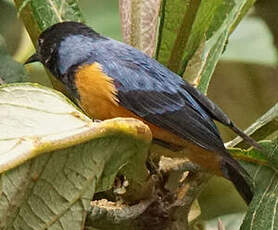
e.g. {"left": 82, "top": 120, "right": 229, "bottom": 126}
{"left": 24, "top": 53, "right": 40, "bottom": 65}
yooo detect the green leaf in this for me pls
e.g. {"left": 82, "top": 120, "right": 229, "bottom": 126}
{"left": 0, "top": 83, "right": 151, "bottom": 229}
{"left": 226, "top": 103, "right": 278, "bottom": 149}
{"left": 189, "top": 0, "right": 256, "bottom": 94}
{"left": 204, "top": 212, "right": 246, "bottom": 230}
{"left": 0, "top": 35, "right": 29, "bottom": 84}
{"left": 230, "top": 0, "right": 256, "bottom": 32}
{"left": 226, "top": 103, "right": 278, "bottom": 229}
{"left": 13, "top": 0, "right": 84, "bottom": 45}
{"left": 156, "top": 0, "right": 199, "bottom": 68}
{"left": 233, "top": 139, "right": 278, "bottom": 230}
{"left": 195, "top": 29, "right": 229, "bottom": 93}
{"left": 156, "top": 0, "right": 255, "bottom": 94}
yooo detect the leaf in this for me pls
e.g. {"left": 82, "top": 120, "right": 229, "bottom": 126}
{"left": 224, "top": 104, "right": 278, "bottom": 229}
{"left": 164, "top": 0, "right": 202, "bottom": 73}
{"left": 195, "top": 29, "right": 229, "bottom": 94}
{"left": 13, "top": 0, "right": 84, "bottom": 46}
{"left": 182, "top": 39, "right": 206, "bottom": 86}
{"left": 226, "top": 103, "right": 278, "bottom": 149}
{"left": 119, "top": 0, "right": 162, "bottom": 57}
{"left": 0, "top": 35, "right": 29, "bottom": 84}
{"left": 155, "top": 0, "right": 197, "bottom": 68}
{"left": 218, "top": 218, "right": 226, "bottom": 230}
{"left": 156, "top": 0, "right": 225, "bottom": 70}
{"left": 0, "top": 83, "right": 151, "bottom": 173}
{"left": 155, "top": 0, "right": 255, "bottom": 94}
{"left": 191, "top": 0, "right": 255, "bottom": 94}
{"left": 235, "top": 139, "right": 278, "bottom": 230}
{"left": 0, "top": 83, "right": 151, "bottom": 229}
{"left": 230, "top": 0, "right": 256, "bottom": 33}
{"left": 204, "top": 213, "right": 246, "bottom": 230}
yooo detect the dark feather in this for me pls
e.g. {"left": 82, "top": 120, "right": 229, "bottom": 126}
{"left": 79, "top": 39, "right": 227, "bottom": 154}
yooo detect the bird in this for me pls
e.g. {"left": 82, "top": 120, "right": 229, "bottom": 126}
{"left": 25, "top": 21, "right": 260, "bottom": 204}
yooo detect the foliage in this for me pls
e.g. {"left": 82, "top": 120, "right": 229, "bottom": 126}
{"left": 0, "top": 0, "right": 277, "bottom": 229}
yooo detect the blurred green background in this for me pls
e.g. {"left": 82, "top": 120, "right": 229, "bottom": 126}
{"left": 1, "top": 0, "right": 278, "bottom": 141}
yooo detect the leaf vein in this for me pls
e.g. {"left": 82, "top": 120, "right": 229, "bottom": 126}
{"left": 250, "top": 173, "right": 277, "bottom": 230}
{"left": 271, "top": 181, "right": 278, "bottom": 230}
{"left": 47, "top": 0, "right": 63, "bottom": 22}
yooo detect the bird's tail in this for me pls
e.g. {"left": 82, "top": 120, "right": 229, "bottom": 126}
{"left": 221, "top": 156, "right": 254, "bottom": 204}
{"left": 229, "top": 122, "right": 263, "bottom": 151}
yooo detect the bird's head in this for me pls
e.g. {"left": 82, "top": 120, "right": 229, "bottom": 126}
{"left": 25, "top": 21, "right": 103, "bottom": 78}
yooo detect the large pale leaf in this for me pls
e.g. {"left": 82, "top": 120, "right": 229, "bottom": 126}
{"left": 0, "top": 83, "right": 151, "bottom": 229}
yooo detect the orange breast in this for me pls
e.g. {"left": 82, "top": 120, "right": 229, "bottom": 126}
{"left": 74, "top": 62, "right": 222, "bottom": 175}
{"left": 74, "top": 62, "right": 185, "bottom": 144}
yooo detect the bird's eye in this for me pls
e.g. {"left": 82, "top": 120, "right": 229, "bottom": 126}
{"left": 50, "top": 44, "right": 56, "bottom": 54}
{"left": 38, "top": 38, "right": 44, "bottom": 46}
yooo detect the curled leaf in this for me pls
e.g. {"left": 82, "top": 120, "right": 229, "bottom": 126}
{"left": 0, "top": 83, "right": 152, "bottom": 229}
